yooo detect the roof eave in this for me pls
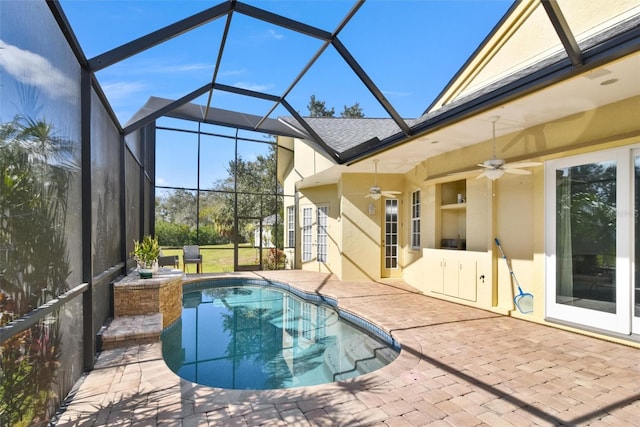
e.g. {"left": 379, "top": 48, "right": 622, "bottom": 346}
{"left": 339, "top": 26, "right": 640, "bottom": 165}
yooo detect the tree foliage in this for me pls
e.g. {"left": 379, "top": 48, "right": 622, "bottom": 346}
{"left": 307, "top": 95, "right": 365, "bottom": 118}
{"left": 307, "top": 95, "right": 335, "bottom": 117}
{"left": 155, "top": 144, "right": 281, "bottom": 248}
{"left": 341, "top": 102, "right": 365, "bottom": 118}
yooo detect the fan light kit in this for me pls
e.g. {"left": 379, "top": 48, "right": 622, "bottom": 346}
{"left": 366, "top": 159, "right": 401, "bottom": 199}
{"left": 475, "top": 116, "right": 541, "bottom": 180}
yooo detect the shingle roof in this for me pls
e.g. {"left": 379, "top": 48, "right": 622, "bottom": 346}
{"left": 278, "top": 117, "right": 416, "bottom": 154}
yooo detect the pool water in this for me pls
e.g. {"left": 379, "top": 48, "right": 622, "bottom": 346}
{"left": 161, "top": 282, "right": 399, "bottom": 390}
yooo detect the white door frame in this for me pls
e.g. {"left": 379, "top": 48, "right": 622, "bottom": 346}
{"left": 545, "top": 147, "right": 634, "bottom": 335}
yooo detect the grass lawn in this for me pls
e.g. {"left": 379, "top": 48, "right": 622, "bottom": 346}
{"left": 161, "top": 243, "right": 260, "bottom": 273}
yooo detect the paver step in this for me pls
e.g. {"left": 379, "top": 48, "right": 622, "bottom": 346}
{"left": 98, "top": 314, "right": 163, "bottom": 350}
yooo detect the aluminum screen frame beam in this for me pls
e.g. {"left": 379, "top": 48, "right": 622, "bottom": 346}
{"left": 123, "top": 83, "right": 213, "bottom": 135}
{"left": 88, "top": 1, "right": 234, "bottom": 71}
{"left": 332, "top": 37, "right": 411, "bottom": 136}
{"left": 541, "top": 0, "right": 583, "bottom": 67}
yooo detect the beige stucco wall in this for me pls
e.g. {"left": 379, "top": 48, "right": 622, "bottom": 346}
{"left": 407, "top": 96, "right": 640, "bottom": 321}
{"left": 281, "top": 95, "right": 639, "bottom": 327}
{"left": 281, "top": 138, "right": 339, "bottom": 271}
{"left": 339, "top": 173, "right": 405, "bottom": 281}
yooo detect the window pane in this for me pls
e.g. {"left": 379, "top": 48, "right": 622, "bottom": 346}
{"left": 302, "top": 208, "right": 312, "bottom": 262}
{"left": 317, "top": 206, "right": 328, "bottom": 263}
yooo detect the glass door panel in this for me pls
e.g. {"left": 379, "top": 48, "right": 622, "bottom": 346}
{"left": 381, "top": 199, "right": 400, "bottom": 278}
{"left": 546, "top": 148, "right": 633, "bottom": 335}
{"left": 555, "top": 161, "right": 617, "bottom": 313}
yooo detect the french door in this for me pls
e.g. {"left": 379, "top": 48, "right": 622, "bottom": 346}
{"left": 545, "top": 147, "right": 639, "bottom": 335}
{"left": 381, "top": 198, "right": 400, "bottom": 278}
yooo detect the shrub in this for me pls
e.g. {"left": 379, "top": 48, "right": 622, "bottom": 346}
{"left": 263, "top": 248, "right": 286, "bottom": 270}
{"left": 156, "top": 221, "right": 191, "bottom": 246}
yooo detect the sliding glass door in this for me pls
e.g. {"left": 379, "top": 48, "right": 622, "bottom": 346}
{"left": 546, "top": 147, "right": 636, "bottom": 335}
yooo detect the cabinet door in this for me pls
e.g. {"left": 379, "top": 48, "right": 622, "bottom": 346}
{"left": 425, "top": 257, "right": 444, "bottom": 293}
{"left": 443, "top": 258, "right": 459, "bottom": 297}
{"left": 458, "top": 259, "right": 477, "bottom": 301}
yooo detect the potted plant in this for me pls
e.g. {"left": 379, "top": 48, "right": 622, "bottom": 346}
{"left": 131, "top": 235, "right": 160, "bottom": 278}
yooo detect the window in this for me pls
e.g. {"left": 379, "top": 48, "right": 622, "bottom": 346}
{"left": 302, "top": 207, "right": 312, "bottom": 262}
{"left": 317, "top": 206, "right": 328, "bottom": 262}
{"left": 287, "top": 206, "right": 295, "bottom": 247}
{"left": 411, "top": 190, "right": 421, "bottom": 249}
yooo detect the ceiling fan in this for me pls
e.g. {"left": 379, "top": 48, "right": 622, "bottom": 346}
{"left": 475, "top": 116, "right": 541, "bottom": 180}
{"left": 366, "top": 159, "right": 401, "bottom": 200}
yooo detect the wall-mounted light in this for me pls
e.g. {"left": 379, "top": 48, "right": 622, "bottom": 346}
{"left": 368, "top": 203, "right": 376, "bottom": 215}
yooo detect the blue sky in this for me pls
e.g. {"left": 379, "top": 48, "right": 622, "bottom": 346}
{"left": 59, "top": 0, "right": 513, "bottom": 124}
{"left": 56, "top": 0, "right": 513, "bottom": 190}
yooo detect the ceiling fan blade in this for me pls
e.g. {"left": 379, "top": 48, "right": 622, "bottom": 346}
{"left": 475, "top": 172, "right": 487, "bottom": 179}
{"left": 504, "top": 168, "right": 532, "bottom": 175}
{"left": 503, "top": 161, "right": 542, "bottom": 169}
{"left": 477, "top": 163, "right": 495, "bottom": 169}
{"left": 381, "top": 193, "right": 397, "bottom": 198}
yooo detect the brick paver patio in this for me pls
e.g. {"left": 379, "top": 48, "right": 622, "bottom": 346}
{"left": 53, "top": 271, "right": 639, "bottom": 426}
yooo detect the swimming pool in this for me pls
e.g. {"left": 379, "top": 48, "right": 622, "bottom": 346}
{"left": 161, "top": 279, "right": 399, "bottom": 390}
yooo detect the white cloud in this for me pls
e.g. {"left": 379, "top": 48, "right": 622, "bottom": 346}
{"left": 219, "top": 68, "right": 247, "bottom": 77}
{"left": 0, "top": 39, "right": 77, "bottom": 100}
{"left": 156, "top": 63, "right": 212, "bottom": 73}
{"left": 233, "top": 81, "right": 274, "bottom": 92}
{"left": 268, "top": 29, "right": 284, "bottom": 40}
{"left": 101, "top": 80, "right": 146, "bottom": 102}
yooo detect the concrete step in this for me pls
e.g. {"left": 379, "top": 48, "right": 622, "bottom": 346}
{"left": 98, "top": 314, "right": 163, "bottom": 350}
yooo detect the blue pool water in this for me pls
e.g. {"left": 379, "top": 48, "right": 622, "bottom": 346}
{"left": 161, "top": 280, "right": 399, "bottom": 390}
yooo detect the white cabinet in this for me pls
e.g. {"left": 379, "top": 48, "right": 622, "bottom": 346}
{"left": 457, "top": 258, "right": 477, "bottom": 301}
{"left": 443, "top": 258, "right": 460, "bottom": 296}
{"left": 425, "top": 257, "right": 444, "bottom": 294}
{"left": 425, "top": 250, "right": 478, "bottom": 302}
